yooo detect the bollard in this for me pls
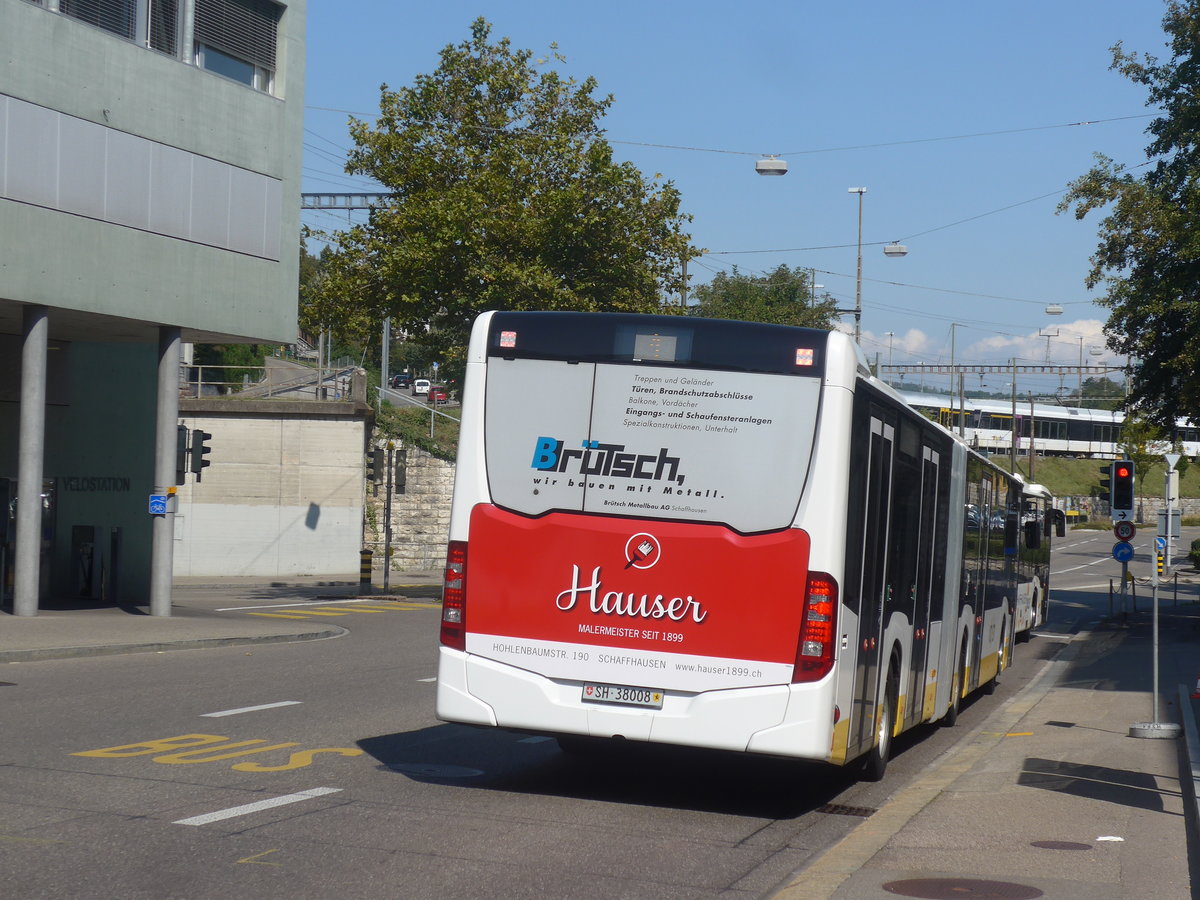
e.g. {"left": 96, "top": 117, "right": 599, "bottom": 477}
{"left": 359, "top": 549, "right": 373, "bottom": 595}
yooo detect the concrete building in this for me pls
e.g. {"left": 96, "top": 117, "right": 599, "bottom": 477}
{"left": 1, "top": 0, "right": 306, "bottom": 614}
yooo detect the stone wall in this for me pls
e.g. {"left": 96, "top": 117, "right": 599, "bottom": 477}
{"left": 367, "top": 445, "right": 454, "bottom": 573}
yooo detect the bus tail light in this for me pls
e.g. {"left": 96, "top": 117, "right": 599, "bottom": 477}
{"left": 793, "top": 571, "right": 837, "bottom": 683}
{"left": 440, "top": 541, "right": 467, "bottom": 650}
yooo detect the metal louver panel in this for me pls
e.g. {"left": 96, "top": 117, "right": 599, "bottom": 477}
{"left": 194, "top": 0, "right": 282, "bottom": 69}
{"left": 59, "top": 0, "right": 137, "bottom": 40}
{"left": 150, "top": 0, "right": 179, "bottom": 54}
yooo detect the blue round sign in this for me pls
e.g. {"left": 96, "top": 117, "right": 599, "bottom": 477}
{"left": 1112, "top": 541, "right": 1135, "bottom": 563}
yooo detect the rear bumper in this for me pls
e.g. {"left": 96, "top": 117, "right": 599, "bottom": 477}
{"left": 436, "top": 647, "right": 835, "bottom": 760}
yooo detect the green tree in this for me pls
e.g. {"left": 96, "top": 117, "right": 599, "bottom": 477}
{"left": 1079, "top": 376, "right": 1125, "bottom": 410}
{"left": 689, "top": 265, "right": 840, "bottom": 328}
{"left": 1059, "top": 1, "right": 1200, "bottom": 431}
{"left": 311, "top": 18, "right": 697, "bottom": 377}
{"left": 1118, "top": 412, "right": 1172, "bottom": 516}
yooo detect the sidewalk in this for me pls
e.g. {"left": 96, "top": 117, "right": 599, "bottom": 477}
{"left": 776, "top": 601, "right": 1200, "bottom": 899}
{"left": 0, "top": 571, "right": 443, "bottom": 663}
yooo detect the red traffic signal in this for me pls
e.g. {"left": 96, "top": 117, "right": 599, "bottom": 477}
{"left": 1112, "top": 459, "right": 1135, "bottom": 513}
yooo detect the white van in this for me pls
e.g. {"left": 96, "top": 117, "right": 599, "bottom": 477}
{"left": 412, "top": 378, "right": 431, "bottom": 396}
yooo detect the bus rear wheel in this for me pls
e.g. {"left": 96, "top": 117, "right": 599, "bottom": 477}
{"left": 861, "top": 674, "right": 896, "bottom": 782}
{"left": 941, "top": 639, "right": 966, "bottom": 727}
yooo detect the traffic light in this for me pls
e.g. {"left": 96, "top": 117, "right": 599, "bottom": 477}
{"left": 176, "top": 425, "right": 190, "bottom": 485}
{"left": 1098, "top": 463, "right": 1112, "bottom": 503}
{"left": 1112, "top": 459, "right": 1135, "bottom": 515}
{"left": 190, "top": 430, "right": 213, "bottom": 481}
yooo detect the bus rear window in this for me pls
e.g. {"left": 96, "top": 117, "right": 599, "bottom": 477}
{"left": 487, "top": 311, "right": 826, "bottom": 378}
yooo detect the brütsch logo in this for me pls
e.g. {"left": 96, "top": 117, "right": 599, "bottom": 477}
{"left": 531, "top": 437, "right": 686, "bottom": 485}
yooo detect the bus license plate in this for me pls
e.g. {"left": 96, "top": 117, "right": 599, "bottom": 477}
{"left": 582, "top": 683, "right": 663, "bottom": 709}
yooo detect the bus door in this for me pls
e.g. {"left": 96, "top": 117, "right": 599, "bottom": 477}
{"left": 904, "top": 444, "right": 940, "bottom": 729}
{"left": 850, "top": 411, "right": 895, "bottom": 758}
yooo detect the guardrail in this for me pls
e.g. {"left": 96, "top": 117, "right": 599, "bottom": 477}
{"left": 181, "top": 364, "right": 362, "bottom": 401}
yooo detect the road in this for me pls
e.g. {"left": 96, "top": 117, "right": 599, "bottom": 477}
{"left": 2, "top": 526, "right": 1188, "bottom": 899}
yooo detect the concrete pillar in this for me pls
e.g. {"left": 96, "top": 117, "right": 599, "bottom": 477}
{"left": 14, "top": 306, "right": 48, "bottom": 617}
{"left": 149, "top": 327, "right": 181, "bottom": 616}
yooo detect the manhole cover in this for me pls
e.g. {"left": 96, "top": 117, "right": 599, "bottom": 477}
{"left": 1030, "top": 840, "right": 1092, "bottom": 851}
{"left": 386, "top": 763, "right": 484, "bottom": 778}
{"left": 882, "top": 877, "right": 1043, "bottom": 899}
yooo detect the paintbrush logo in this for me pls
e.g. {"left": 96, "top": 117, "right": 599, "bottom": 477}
{"left": 623, "top": 534, "right": 661, "bottom": 570}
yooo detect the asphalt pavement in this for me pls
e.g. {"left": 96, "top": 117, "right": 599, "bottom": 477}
{"left": 3, "top": 561, "right": 1199, "bottom": 899}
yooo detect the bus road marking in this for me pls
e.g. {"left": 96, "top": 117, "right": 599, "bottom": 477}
{"left": 228, "top": 599, "right": 441, "bottom": 619}
{"left": 173, "top": 787, "right": 342, "bottom": 826}
{"left": 238, "top": 849, "right": 283, "bottom": 866}
{"left": 202, "top": 702, "right": 302, "bottom": 718}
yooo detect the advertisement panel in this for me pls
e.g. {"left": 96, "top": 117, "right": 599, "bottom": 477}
{"left": 485, "top": 359, "right": 819, "bottom": 534}
{"left": 463, "top": 505, "right": 811, "bottom": 691}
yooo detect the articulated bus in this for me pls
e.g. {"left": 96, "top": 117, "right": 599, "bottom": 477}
{"left": 436, "top": 312, "right": 1064, "bottom": 778}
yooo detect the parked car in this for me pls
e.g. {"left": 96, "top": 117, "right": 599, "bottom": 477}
{"left": 428, "top": 384, "right": 449, "bottom": 404}
{"left": 412, "top": 378, "right": 431, "bottom": 396}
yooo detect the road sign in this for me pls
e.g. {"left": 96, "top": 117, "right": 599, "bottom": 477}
{"left": 1113, "top": 521, "right": 1136, "bottom": 541}
{"left": 1112, "top": 541, "right": 1135, "bottom": 563}
{"left": 148, "top": 494, "right": 168, "bottom": 515}
{"left": 1155, "top": 536, "right": 1167, "bottom": 553}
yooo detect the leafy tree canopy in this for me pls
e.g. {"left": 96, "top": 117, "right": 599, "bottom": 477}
{"left": 1118, "top": 412, "right": 1173, "bottom": 493}
{"left": 309, "top": 18, "right": 698, "bottom": 378}
{"left": 689, "top": 265, "right": 840, "bottom": 328}
{"left": 1060, "top": 0, "right": 1200, "bottom": 431}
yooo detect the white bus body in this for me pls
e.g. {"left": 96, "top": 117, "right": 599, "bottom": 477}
{"left": 437, "top": 312, "right": 1060, "bottom": 776}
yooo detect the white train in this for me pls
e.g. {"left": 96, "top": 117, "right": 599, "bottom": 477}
{"left": 895, "top": 391, "right": 1200, "bottom": 458}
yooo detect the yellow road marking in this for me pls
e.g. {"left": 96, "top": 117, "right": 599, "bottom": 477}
{"left": 238, "top": 849, "right": 283, "bottom": 866}
{"left": 246, "top": 613, "right": 318, "bottom": 619}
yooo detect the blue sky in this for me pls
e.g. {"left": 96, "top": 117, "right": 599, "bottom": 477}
{"left": 301, "top": 1, "right": 1171, "bottom": 398}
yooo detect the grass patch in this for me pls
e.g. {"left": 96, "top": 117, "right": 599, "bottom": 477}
{"left": 998, "top": 455, "right": 1199, "bottom": 499}
{"left": 376, "top": 401, "right": 460, "bottom": 461}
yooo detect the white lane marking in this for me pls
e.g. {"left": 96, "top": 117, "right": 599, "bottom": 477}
{"left": 173, "top": 788, "right": 342, "bottom": 826}
{"left": 201, "top": 701, "right": 302, "bottom": 718}
{"left": 1052, "top": 558, "right": 1111, "bottom": 575}
{"left": 417, "top": 677, "right": 437, "bottom": 683}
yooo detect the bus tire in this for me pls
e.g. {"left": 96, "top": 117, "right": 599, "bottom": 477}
{"left": 1018, "top": 593, "right": 1036, "bottom": 643}
{"left": 861, "top": 672, "right": 897, "bottom": 782}
{"left": 941, "top": 639, "right": 966, "bottom": 727}
{"left": 983, "top": 623, "right": 1004, "bottom": 694}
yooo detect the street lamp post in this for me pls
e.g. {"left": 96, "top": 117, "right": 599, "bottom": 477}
{"left": 848, "top": 187, "right": 866, "bottom": 344}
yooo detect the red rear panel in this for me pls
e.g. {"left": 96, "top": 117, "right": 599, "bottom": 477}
{"left": 464, "top": 504, "right": 811, "bottom": 692}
